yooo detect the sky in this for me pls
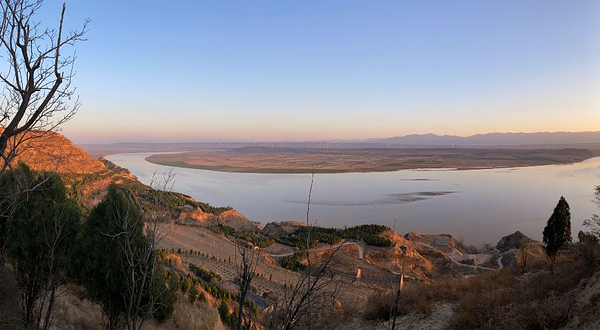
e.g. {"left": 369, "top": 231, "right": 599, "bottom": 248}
{"left": 33, "top": 0, "right": 600, "bottom": 143}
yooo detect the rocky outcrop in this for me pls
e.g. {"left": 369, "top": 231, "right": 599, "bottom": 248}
{"left": 496, "top": 231, "right": 535, "bottom": 252}
{"left": 177, "top": 207, "right": 260, "bottom": 232}
{"left": 13, "top": 131, "right": 106, "bottom": 173}
{"left": 365, "top": 230, "right": 438, "bottom": 280}
{"left": 262, "top": 221, "right": 306, "bottom": 237}
{"left": 404, "top": 232, "right": 475, "bottom": 254}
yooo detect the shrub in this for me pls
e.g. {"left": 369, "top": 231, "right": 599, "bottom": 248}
{"left": 364, "top": 291, "right": 395, "bottom": 321}
{"left": 281, "top": 252, "right": 306, "bottom": 271}
{"left": 218, "top": 300, "right": 231, "bottom": 324}
{"left": 188, "top": 285, "right": 199, "bottom": 303}
{"left": 368, "top": 254, "right": 592, "bottom": 330}
{"left": 0, "top": 164, "right": 80, "bottom": 327}
{"left": 189, "top": 263, "right": 222, "bottom": 282}
{"left": 277, "top": 224, "right": 393, "bottom": 250}
{"left": 577, "top": 231, "right": 599, "bottom": 270}
{"left": 74, "top": 185, "right": 173, "bottom": 327}
{"left": 153, "top": 267, "right": 176, "bottom": 323}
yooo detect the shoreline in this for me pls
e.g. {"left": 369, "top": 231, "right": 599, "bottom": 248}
{"left": 143, "top": 151, "right": 599, "bottom": 175}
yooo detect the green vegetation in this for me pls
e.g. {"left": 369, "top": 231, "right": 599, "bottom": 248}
{"left": 62, "top": 169, "right": 235, "bottom": 218}
{"left": 0, "top": 164, "right": 80, "bottom": 328}
{"left": 543, "top": 196, "right": 572, "bottom": 270}
{"left": 185, "top": 262, "right": 232, "bottom": 307}
{"left": 218, "top": 300, "right": 231, "bottom": 325}
{"left": 281, "top": 252, "right": 306, "bottom": 271}
{"left": 99, "top": 158, "right": 131, "bottom": 175}
{"left": 278, "top": 224, "right": 393, "bottom": 249}
{"left": 211, "top": 224, "right": 392, "bottom": 258}
{"left": 73, "top": 185, "right": 173, "bottom": 329}
{"left": 210, "top": 224, "right": 275, "bottom": 248}
{"left": 189, "top": 263, "right": 222, "bottom": 282}
{"left": 0, "top": 166, "right": 195, "bottom": 329}
{"left": 188, "top": 285, "right": 200, "bottom": 303}
{"left": 63, "top": 170, "right": 113, "bottom": 190}
{"left": 152, "top": 268, "right": 177, "bottom": 323}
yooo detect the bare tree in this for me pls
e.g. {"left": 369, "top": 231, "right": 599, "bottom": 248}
{"left": 384, "top": 220, "right": 407, "bottom": 330}
{"left": 0, "top": 0, "right": 86, "bottom": 268}
{"left": 105, "top": 171, "right": 176, "bottom": 330}
{"left": 266, "top": 173, "right": 346, "bottom": 329}
{"left": 234, "top": 239, "right": 258, "bottom": 330}
{"left": 0, "top": 0, "right": 88, "bottom": 174}
{"left": 580, "top": 185, "right": 600, "bottom": 267}
{"left": 305, "top": 172, "right": 314, "bottom": 329}
{"left": 583, "top": 185, "right": 600, "bottom": 238}
{"left": 519, "top": 242, "right": 530, "bottom": 273}
{"left": 268, "top": 243, "right": 343, "bottom": 330}
{"left": 388, "top": 256, "right": 406, "bottom": 330}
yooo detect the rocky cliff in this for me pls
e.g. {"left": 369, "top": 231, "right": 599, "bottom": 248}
{"left": 11, "top": 131, "right": 106, "bottom": 173}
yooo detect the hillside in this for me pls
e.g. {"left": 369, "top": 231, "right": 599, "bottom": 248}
{"left": 12, "top": 132, "right": 253, "bottom": 228}
{"left": 5, "top": 131, "right": 600, "bottom": 330}
{"left": 13, "top": 131, "right": 106, "bottom": 173}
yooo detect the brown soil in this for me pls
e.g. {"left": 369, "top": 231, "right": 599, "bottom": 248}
{"left": 146, "top": 147, "right": 597, "bottom": 174}
{"left": 12, "top": 131, "right": 106, "bottom": 173}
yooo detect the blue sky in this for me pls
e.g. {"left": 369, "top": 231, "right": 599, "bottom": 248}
{"left": 37, "top": 0, "right": 600, "bottom": 142}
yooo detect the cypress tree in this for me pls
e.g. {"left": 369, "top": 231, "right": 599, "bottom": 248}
{"left": 543, "top": 196, "right": 572, "bottom": 272}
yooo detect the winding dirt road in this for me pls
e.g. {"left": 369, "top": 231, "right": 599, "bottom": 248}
{"left": 418, "top": 242, "right": 495, "bottom": 271}
{"left": 264, "top": 241, "right": 365, "bottom": 259}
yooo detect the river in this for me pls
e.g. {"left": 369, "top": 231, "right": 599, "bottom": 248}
{"left": 105, "top": 153, "right": 600, "bottom": 245}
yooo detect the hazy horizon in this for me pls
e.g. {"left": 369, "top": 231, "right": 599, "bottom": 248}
{"left": 32, "top": 0, "right": 599, "bottom": 142}
{"left": 72, "top": 130, "right": 600, "bottom": 145}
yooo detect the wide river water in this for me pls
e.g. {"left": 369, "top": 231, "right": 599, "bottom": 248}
{"left": 106, "top": 153, "right": 600, "bottom": 245}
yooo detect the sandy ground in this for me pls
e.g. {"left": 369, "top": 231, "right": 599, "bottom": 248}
{"left": 145, "top": 147, "right": 595, "bottom": 174}
{"left": 336, "top": 303, "right": 456, "bottom": 330}
{"left": 159, "top": 224, "right": 386, "bottom": 306}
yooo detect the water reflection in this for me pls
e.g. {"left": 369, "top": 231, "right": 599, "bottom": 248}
{"left": 106, "top": 153, "right": 600, "bottom": 246}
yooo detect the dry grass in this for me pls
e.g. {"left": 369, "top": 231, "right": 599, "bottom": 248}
{"left": 0, "top": 266, "right": 27, "bottom": 330}
{"left": 365, "top": 251, "right": 599, "bottom": 330}
{"left": 146, "top": 147, "right": 595, "bottom": 174}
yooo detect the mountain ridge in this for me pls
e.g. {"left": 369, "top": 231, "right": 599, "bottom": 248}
{"left": 79, "top": 131, "right": 600, "bottom": 158}
{"left": 373, "top": 131, "right": 600, "bottom": 146}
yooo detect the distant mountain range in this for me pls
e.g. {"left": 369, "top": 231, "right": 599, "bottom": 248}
{"left": 79, "top": 131, "right": 600, "bottom": 158}
{"left": 372, "top": 131, "right": 600, "bottom": 147}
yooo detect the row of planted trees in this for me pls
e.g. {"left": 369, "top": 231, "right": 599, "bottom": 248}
{"left": 0, "top": 164, "right": 176, "bottom": 330}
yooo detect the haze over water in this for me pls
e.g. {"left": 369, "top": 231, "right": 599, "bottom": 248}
{"left": 106, "top": 153, "right": 600, "bottom": 245}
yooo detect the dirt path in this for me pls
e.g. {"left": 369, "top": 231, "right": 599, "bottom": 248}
{"left": 418, "top": 242, "right": 495, "bottom": 271}
{"left": 265, "top": 241, "right": 364, "bottom": 259}
{"left": 161, "top": 225, "right": 379, "bottom": 305}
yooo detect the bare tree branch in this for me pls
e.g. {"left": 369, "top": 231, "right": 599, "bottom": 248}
{"left": 0, "top": 0, "right": 88, "bottom": 177}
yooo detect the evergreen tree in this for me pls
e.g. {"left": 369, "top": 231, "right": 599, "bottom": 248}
{"left": 74, "top": 185, "right": 135, "bottom": 330}
{"left": 543, "top": 196, "right": 572, "bottom": 272}
{"left": 1, "top": 164, "right": 80, "bottom": 329}
{"left": 75, "top": 185, "right": 173, "bottom": 330}
{"left": 152, "top": 266, "right": 176, "bottom": 323}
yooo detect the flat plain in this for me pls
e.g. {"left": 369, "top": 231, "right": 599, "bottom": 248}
{"left": 145, "top": 146, "right": 598, "bottom": 174}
